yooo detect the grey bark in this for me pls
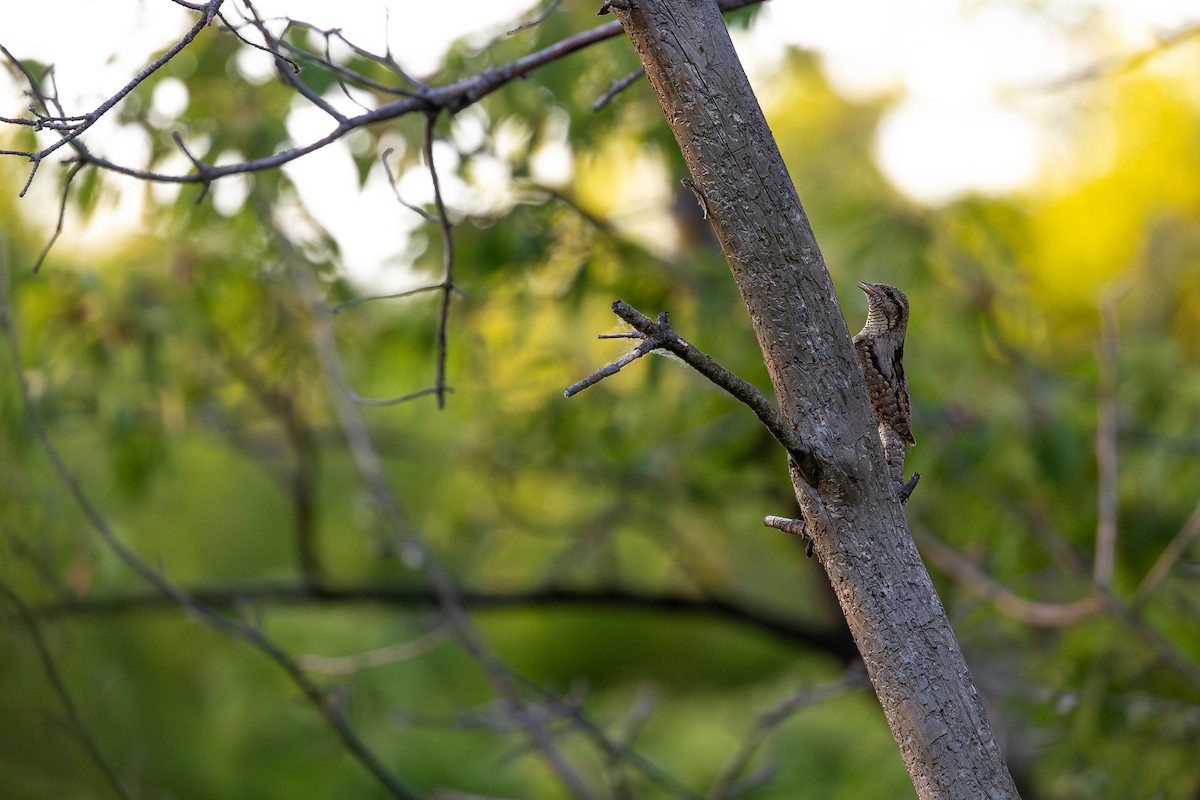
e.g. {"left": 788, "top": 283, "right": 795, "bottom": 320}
{"left": 608, "top": 1, "right": 1020, "bottom": 797}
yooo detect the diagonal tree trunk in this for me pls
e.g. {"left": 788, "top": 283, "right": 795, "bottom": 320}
{"left": 605, "top": 0, "right": 1020, "bottom": 796}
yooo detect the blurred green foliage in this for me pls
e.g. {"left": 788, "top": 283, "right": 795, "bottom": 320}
{"left": 2, "top": 2, "right": 1200, "bottom": 798}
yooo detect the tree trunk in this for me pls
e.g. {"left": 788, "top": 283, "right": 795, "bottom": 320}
{"left": 608, "top": 1, "right": 1020, "bottom": 796}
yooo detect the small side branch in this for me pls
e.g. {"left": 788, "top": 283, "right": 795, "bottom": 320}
{"left": 422, "top": 112, "right": 457, "bottom": 410}
{"left": 562, "top": 329, "right": 660, "bottom": 397}
{"left": 5, "top": 1, "right": 224, "bottom": 162}
{"left": 592, "top": 67, "right": 644, "bottom": 111}
{"left": 764, "top": 515, "right": 813, "bottom": 557}
{"left": 566, "top": 300, "right": 818, "bottom": 485}
{"left": 706, "top": 670, "right": 867, "bottom": 800}
{"left": 1, "top": 0, "right": 767, "bottom": 191}
{"left": 508, "top": 0, "right": 565, "bottom": 34}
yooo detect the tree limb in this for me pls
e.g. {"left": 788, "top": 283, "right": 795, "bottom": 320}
{"left": 605, "top": 1, "right": 1019, "bottom": 795}
{"left": 566, "top": 300, "right": 819, "bottom": 485}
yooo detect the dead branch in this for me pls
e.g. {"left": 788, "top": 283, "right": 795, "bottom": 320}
{"left": 566, "top": 300, "right": 818, "bottom": 485}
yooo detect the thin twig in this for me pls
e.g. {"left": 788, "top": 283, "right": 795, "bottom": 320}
{"left": 566, "top": 300, "right": 818, "bottom": 484}
{"left": 509, "top": 0, "right": 565, "bottom": 34}
{"left": 423, "top": 112, "right": 456, "bottom": 410}
{"left": 592, "top": 67, "right": 644, "bottom": 111}
{"left": 216, "top": 9, "right": 301, "bottom": 74}
{"left": 332, "top": 283, "right": 446, "bottom": 314}
{"left": 331, "top": 127, "right": 459, "bottom": 408}
{"left": 517, "top": 681, "right": 701, "bottom": 800}
{"left": 706, "top": 671, "right": 867, "bottom": 800}
{"left": 0, "top": 252, "right": 422, "bottom": 800}
{"left": 241, "top": 0, "right": 350, "bottom": 124}
{"left": 0, "top": 0, "right": 766, "bottom": 189}
{"left": 0, "top": 582, "right": 134, "bottom": 800}
{"left": 916, "top": 524, "right": 1200, "bottom": 689}
{"left": 12, "top": 0, "right": 225, "bottom": 162}
{"left": 351, "top": 386, "right": 444, "bottom": 406}
{"left": 170, "top": 131, "right": 214, "bottom": 202}
{"left": 914, "top": 523, "right": 1103, "bottom": 627}
{"left": 297, "top": 625, "right": 452, "bottom": 675}
{"left": 378, "top": 147, "right": 437, "bottom": 222}
{"left": 1136, "top": 499, "right": 1200, "bottom": 604}
{"left": 562, "top": 332, "right": 661, "bottom": 397}
{"left": 277, "top": 17, "right": 430, "bottom": 94}
{"left": 30, "top": 161, "right": 85, "bottom": 272}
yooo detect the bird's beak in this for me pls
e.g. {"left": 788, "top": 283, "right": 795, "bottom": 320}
{"left": 857, "top": 281, "right": 879, "bottom": 297}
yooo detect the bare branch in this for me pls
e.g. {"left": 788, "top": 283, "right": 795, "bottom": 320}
{"left": 378, "top": 147, "right": 436, "bottom": 222}
{"left": 0, "top": 252, "right": 422, "bottom": 800}
{"left": 592, "top": 67, "right": 644, "bottom": 112}
{"left": 326, "top": 123, "right": 458, "bottom": 409}
{"left": 562, "top": 327, "right": 661, "bottom": 397}
{"left": 216, "top": 338, "right": 325, "bottom": 584}
{"left": 216, "top": 6, "right": 300, "bottom": 72}
{"left": 706, "top": 671, "right": 868, "bottom": 800}
{"left": 9, "top": 1, "right": 225, "bottom": 162}
{"left": 170, "top": 131, "right": 214, "bottom": 202}
{"left": 423, "top": 112, "right": 457, "bottom": 410}
{"left": 351, "top": 385, "right": 445, "bottom": 407}
{"left": 30, "top": 161, "right": 84, "bottom": 272}
{"left": 239, "top": 0, "right": 350, "bottom": 124}
{"left": 762, "top": 516, "right": 808, "bottom": 537}
{"left": 566, "top": 300, "right": 819, "bottom": 484}
{"left": 0, "top": 582, "right": 134, "bottom": 800}
{"left": 914, "top": 524, "right": 1104, "bottom": 627}
{"left": 271, "top": 16, "right": 431, "bottom": 95}
{"left": 917, "top": 517, "right": 1200, "bottom": 689}
{"left": 331, "top": 283, "right": 446, "bottom": 314}
{"left": 297, "top": 625, "right": 452, "bottom": 675}
{"left": 27, "top": 582, "right": 855, "bottom": 658}
{"left": 1136, "top": 498, "right": 1200, "bottom": 604}
{"left": 509, "top": 0, "right": 565, "bottom": 34}
{"left": 764, "top": 515, "right": 814, "bottom": 557}
{"left": 1, "top": 0, "right": 766, "bottom": 190}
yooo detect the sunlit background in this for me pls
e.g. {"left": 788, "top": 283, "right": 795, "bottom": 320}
{"left": 3, "top": 2, "right": 1200, "bottom": 798}
{"left": 4, "top": 0, "right": 1198, "bottom": 285}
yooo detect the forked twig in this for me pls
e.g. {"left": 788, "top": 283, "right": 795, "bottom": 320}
{"left": 566, "top": 300, "right": 818, "bottom": 485}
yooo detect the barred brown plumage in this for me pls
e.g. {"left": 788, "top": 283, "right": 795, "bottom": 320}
{"left": 852, "top": 281, "right": 914, "bottom": 492}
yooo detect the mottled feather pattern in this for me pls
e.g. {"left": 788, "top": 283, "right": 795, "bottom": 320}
{"left": 852, "top": 282, "right": 915, "bottom": 486}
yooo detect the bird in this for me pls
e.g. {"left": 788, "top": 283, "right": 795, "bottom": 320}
{"left": 852, "top": 281, "right": 915, "bottom": 495}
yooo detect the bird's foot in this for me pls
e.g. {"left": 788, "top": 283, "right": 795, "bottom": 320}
{"left": 898, "top": 472, "right": 921, "bottom": 505}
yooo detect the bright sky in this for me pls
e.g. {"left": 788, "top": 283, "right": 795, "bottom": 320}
{"left": 2, "top": 0, "right": 1198, "bottom": 284}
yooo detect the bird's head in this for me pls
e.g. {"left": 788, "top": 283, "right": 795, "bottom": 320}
{"left": 857, "top": 281, "right": 909, "bottom": 336}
